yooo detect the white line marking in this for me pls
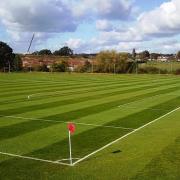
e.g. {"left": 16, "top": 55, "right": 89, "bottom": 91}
{"left": 73, "top": 106, "right": 180, "bottom": 166}
{"left": 55, "top": 158, "right": 80, "bottom": 163}
{"left": 0, "top": 151, "right": 72, "bottom": 166}
{"left": 0, "top": 115, "right": 134, "bottom": 130}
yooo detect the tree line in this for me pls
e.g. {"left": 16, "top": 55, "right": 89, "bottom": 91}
{"left": 1, "top": 41, "right": 180, "bottom": 74}
{"left": 32, "top": 46, "right": 73, "bottom": 56}
{"left": 0, "top": 41, "right": 22, "bottom": 72}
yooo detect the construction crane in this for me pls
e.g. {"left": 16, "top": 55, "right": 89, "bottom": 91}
{"left": 27, "top": 33, "right": 35, "bottom": 54}
{"left": 26, "top": 33, "right": 35, "bottom": 72}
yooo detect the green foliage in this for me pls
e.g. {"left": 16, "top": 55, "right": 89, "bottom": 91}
{"left": 53, "top": 46, "right": 73, "bottom": 56}
{"left": 38, "top": 49, "right": 52, "bottom": 55}
{"left": 138, "top": 67, "right": 168, "bottom": 74}
{"left": 75, "top": 60, "right": 91, "bottom": 73}
{"left": 138, "top": 67, "right": 159, "bottom": 74}
{"left": 32, "top": 49, "right": 52, "bottom": 55}
{"left": 139, "top": 61, "right": 180, "bottom": 73}
{"left": 52, "top": 60, "right": 68, "bottom": 72}
{"left": 150, "top": 53, "right": 159, "bottom": 60}
{"left": 35, "top": 64, "right": 49, "bottom": 72}
{"left": 139, "top": 50, "right": 150, "bottom": 61}
{"left": 175, "top": 68, "right": 180, "bottom": 75}
{"left": 14, "top": 54, "right": 23, "bottom": 71}
{"left": 176, "top": 51, "right": 180, "bottom": 60}
{"left": 96, "top": 51, "right": 130, "bottom": 73}
{"left": 0, "top": 41, "right": 14, "bottom": 71}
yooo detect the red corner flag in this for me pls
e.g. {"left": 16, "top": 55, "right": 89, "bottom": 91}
{"left": 68, "top": 123, "right": 76, "bottom": 134}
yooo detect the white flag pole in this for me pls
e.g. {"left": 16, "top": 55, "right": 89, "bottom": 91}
{"left": 68, "top": 130, "right": 73, "bottom": 165}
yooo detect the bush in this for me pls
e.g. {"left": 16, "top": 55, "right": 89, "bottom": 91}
{"left": 138, "top": 67, "right": 169, "bottom": 74}
{"left": 159, "top": 69, "right": 168, "bottom": 74}
{"left": 51, "top": 61, "right": 68, "bottom": 72}
{"left": 22, "top": 67, "right": 34, "bottom": 72}
{"left": 138, "top": 67, "right": 160, "bottom": 74}
{"left": 175, "top": 69, "right": 180, "bottom": 75}
{"left": 34, "top": 64, "right": 49, "bottom": 72}
{"left": 75, "top": 60, "right": 92, "bottom": 73}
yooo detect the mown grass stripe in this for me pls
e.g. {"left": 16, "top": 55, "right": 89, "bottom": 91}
{"left": 0, "top": 82, "right": 178, "bottom": 116}
{"left": 107, "top": 96, "right": 180, "bottom": 128}
{"left": 1, "top": 74, "right": 175, "bottom": 90}
{"left": 0, "top": 75, "right": 167, "bottom": 97}
{"left": 0, "top": 77, "right": 149, "bottom": 98}
{"left": 0, "top": 74, "right": 153, "bottom": 89}
{"left": 22, "top": 97, "right": 180, "bottom": 161}
{"left": 1, "top": 76, "right": 176, "bottom": 104}
{"left": 0, "top": 120, "right": 59, "bottom": 141}
{"left": 41, "top": 85, "right": 179, "bottom": 122}
{"left": 0, "top": 84, "right": 178, "bottom": 142}
{"left": 0, "top": 73, "right": 180, "bottom": 170}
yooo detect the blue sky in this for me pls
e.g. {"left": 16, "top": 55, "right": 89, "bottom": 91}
{"left": 0, "top": 0, "right": 180, "bottom": 54}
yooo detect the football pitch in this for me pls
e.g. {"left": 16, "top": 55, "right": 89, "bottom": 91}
{"left": 0, "top": 73, "right": 180, "bottom": 179}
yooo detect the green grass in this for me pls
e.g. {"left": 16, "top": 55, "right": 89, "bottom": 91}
{"left": 139, "top": 61, "right": 180, "bottom": 72}
{"left": 0, "top": 72, "right": 179, "bottom": 180}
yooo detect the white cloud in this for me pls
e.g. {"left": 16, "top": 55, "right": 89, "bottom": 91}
{"left": 65, "top": 38, "right": 85, "bottom": 50}
{"left": 2, "top": 0, "right": 180, "bottom": 54}
{"left": 71, "top": 0, "right": 134, "bottom": 20}
{"left": 96, "top": 0, "right": 133, "bottom": 20}
{"left": 135, "top": 0, "right": 180, "bottom": 37}
{"left": 0, "top": 0, "right": 77, "bottom": 33}
{"left": 96, "top": 20, "right": 113, "bottom": 31}
{"left": 92, "top": 0, "right": 180, "bottom": 50}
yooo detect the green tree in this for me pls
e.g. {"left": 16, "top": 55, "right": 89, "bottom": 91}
{"left": 0, "top": 41, "right": 14, "bottom": 72}
{"left": 35, "top": 64, "right": 49, "bottom": 72}
{"left": 96, "top": 50, "right": 116, "bottom": 73}
{"left": 38, "top": 49, "right": 52, "bottom": 55}
{"left": 116, "top": 53, "right": 130, "bottom": 73}
{"left": 76, "top": 60, "right": 91, "bottom": 72}
{"left": 52, "top": 60, "right": 68, "bottom": 72}
{"left": 139, "top": 50, "right": 150, "bottom": 61}
{"left": 150, "top": 53, "right": 159, "bottom": 60}
{"left": 14, "top": 54, "right": 23, "bottom": 71}
{"left": 53, "top": 46, "right": 73, "bottom": 56}
{"left": 96, "top": 51, "right": 130, "bottom": 73}
{"left": 176, "top": 51, "right": 180, "bottom": 60}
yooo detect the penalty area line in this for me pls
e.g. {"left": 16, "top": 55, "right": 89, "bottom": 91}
{"left": 73, "top": 106, "right": 180, "bottom": 166}
{"left": 0, "top": 151, "right": 72, "bottom": 166}
{"left": 0, "top": 114, "right": 134, "bottom": 130}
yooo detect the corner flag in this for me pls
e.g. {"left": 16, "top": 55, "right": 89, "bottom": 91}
{"left": 67, "top": 123, "right": 76, "bottom": 165}
{"left": 68, "top": 123, "right": 76, "bottom": 134}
